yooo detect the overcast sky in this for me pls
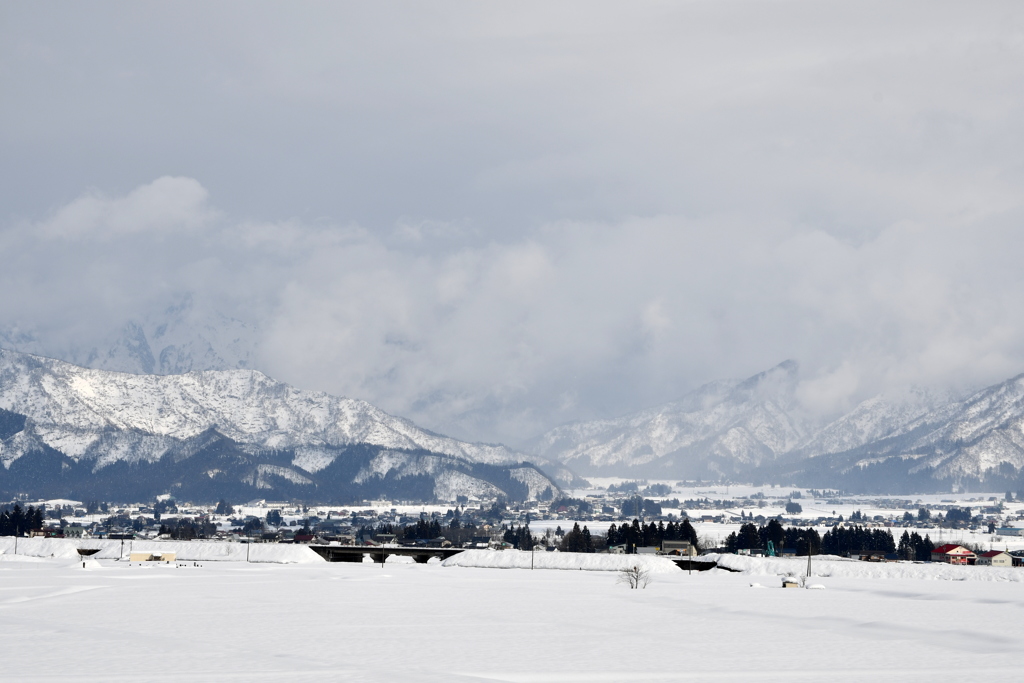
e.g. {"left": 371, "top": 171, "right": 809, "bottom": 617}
{"left": 2, "top": 2, "right": 1024, "bottom": 445}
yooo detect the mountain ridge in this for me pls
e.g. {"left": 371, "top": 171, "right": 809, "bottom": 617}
{"left": 0, "top": 349, "right": 563, "bottom": 502}
{"left": 529, "top": 360, "right": 809, "bottom": 478}
{"left": 528, "top": 362, "right": 1024, "bottom": 492}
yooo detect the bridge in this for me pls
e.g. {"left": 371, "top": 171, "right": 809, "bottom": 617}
{"left": 308, "top": 545, "right": 466, "bottom": 564}
{"left": 668, "top": 558, "right": 724, "bottom": 572}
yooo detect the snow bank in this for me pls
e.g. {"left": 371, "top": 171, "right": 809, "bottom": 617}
{"left": 0, "top": 538, "right": 82, "bottom": 559}
{"left": 442, "top": 549, "right": 681, "bottom": 573}
{"left": 0, "top": 538, "right": 324, "bottom": 564}
{"left": 0, "top": 553, "right": 50, "bottom": 563}
{"left": 704, "top": 553, "right": 1024, "bottom": 582}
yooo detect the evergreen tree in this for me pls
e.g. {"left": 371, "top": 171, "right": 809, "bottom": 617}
{"left": 581, "top": 526, "right": 593, "bottom": 552}
{"left": 759, "top": 519, "right": 785, "bottom": 552}
{"left": 241, "top": 518, "right": 263, "bottom": 536}
{"left": 897, "top": 531, "right": 914, "bottom": 560}
{"left": 10, "top": 505, "right": 25, "bottom": 536}
{"left": 736, "top": 523, "right": 761, "bottom": 550}
{"left": 679, "top": 519, "right": 698, "bottom": 547}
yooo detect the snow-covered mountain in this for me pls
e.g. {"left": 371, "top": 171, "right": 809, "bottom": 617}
{"left": 529, "top": 361, "right": 1024, "bottom": 492}
{"left": 784, "top": 374, "right": 1024, "bottom": 492}
{"left": 529, "top": 361, "right": 809, "bottom": 478}
{"left": 793, "top": 389, "right": 947, "bottom": 459}
{"left": 0, "top": 349, "right": 558, "bottom": 502}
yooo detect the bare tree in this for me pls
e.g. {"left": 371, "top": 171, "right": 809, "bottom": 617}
{"left": 698, "top": 534, "right": 718, "bottom": 552}
{"left": 618, "top": 564, "right": 650, "bottom": 589}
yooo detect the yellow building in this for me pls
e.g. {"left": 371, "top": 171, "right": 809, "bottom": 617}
{"left": 129, "top": 551, "right": 176, "bottom": 562}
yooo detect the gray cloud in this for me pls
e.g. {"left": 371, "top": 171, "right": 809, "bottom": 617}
{"left": 2, "top": 2, "right": 1024, "bottom": 444}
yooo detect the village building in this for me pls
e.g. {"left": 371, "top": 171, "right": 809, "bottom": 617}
{"left": 930, "top": 544, "right": 976, "bottom": 565}
{"left": 129, "top": 551, "right": 176, "bottom": 563}
{"left": 660, "top": 540, "right": 697, "bottom": 557}
{"left": 975, "top": 550, "right": 1012, "bottom": 567}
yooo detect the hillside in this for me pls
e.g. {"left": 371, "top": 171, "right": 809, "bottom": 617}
{"left": 0, "top": 349, "right": 558, "bottom": 502}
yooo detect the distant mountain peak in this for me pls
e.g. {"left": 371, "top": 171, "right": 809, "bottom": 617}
{"left": 529, "top": 362, "right": 807, "bottom": 477}
{"left": 0, "top": 297, "right": 258, "bottom": 377}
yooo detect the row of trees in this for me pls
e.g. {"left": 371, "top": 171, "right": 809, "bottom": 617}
{"left": 619, "top": 499, "right": 663, "bottom": 516}
{"left": 820, "top": 525, "right": 896, "bottom": 555}
{"left": 157, "top": 518, "right": 218, "bottom": 540}
{"left": 896, "top": 531, "right": 935, "bottom": 561}
{"left": 503, "top": 523, "right": 536, "bottom": 550}
{"left": 724, "top": 521, "right": 821, "bottom": 556}
{"left": 900, "top": 507, "right": 975, "bottom": 526}
{"left": 606, "top": 519, "right": 699, "bottom": 550}
{"left": 557, "top": 523, "right": 593, "bottom": 552}
{"left": 402, "top": 519, "right": 445, "bottom": 540}
{"left": 724, "top": 521, "right": 941, "bottom": 560}
{"left": 0, "top": 504, "right": 44, "bottom": 536}
{"left": 550, "top": 497, "right": 593, "bottom": 514}
{"left": 358, "top": 516, "right": 484, "bottom": 546}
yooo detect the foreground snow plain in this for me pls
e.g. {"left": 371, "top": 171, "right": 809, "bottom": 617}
{"left": 2, "top": 549, "right": 1023, "bottom": 681}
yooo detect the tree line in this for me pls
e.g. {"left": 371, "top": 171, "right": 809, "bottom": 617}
{"left": 896, "top": 530, "right": 935, "bottom": 561}
{"left": 360, "top": 516, "right": 483, "bottom": 546}
{"left": 820, "top": 525, "right": 896, "bottom": 555}
{"left": 157, "top": 518, "right": 218, "bottom": 540}
{"left": 0, "top": 504, "right": 44, "bottom": 536}
{"left": 725, "top": 521, "right": 820, "bottom": 556}
{"left": 503, "top": 523, "right": 536, "bottom": 550}
{"left": 724, "top": 520, "right": 938, "bottom": 559}
{"left": 606, "top": 519, "right": 699, "bottom": 550}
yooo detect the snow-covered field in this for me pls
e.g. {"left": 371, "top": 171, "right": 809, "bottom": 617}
{"left": 442, "top": 548, "right": 682, "bottom": 573}
{"left": 0, "top": 537, "right": 322, "bottom": 563}
{"left": 2, "top": 549, "right": 1023, "bottom": 681}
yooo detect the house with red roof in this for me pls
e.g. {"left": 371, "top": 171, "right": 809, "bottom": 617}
{"left": 976, "top": 550, "right": 1012, "bottom": 567}
{"left": 930, "top": 544, "right": 976, "bottom": 565}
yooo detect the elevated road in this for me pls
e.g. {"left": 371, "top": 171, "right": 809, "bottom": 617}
{"left": 309, "top": 545, "right": 726, "bottom": 571}
{"left": 309, "top": 545, "right": 465, "bottom": 564}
